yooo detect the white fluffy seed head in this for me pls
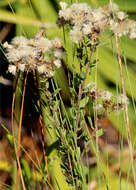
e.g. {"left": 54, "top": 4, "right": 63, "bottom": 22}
{"left": 117, "top": 94, "right": 129, "bottom": 105}
{"left": 52, "top": 38, "right": 62, "bottom": 48}
{"left": 8, "top": 65, "right": 16, "bottom": 75}
{"left": 99, "top": 90, "right": 112, "bottom": 101}
{"left": 54, "top": 59, "right": 61, "bottom": 68}
{"left": 7, "top": 49, "right": 22, "bottom": 62}
{"left": 94, "top": 104, "right": 103, "bottom": 115}
{"left": 82, "top": 23, "right": 93, "bottom": 35}
{"left": 116, "top": 11, "right": 127, "bottom": 21}
{"left": 37, "top": 65, "right": 46, "bottom": 74}
{"left": 69, "top": 27, "right": 83, "bottom": 43}
{"left": 3, "top": 42, "right": 13, "bottom": 49}
{"left": 59, "top": 8, "right": 72, "bottom": 21}
{"left": 36, "top": 37, "right": 52, "bottom": 52}
{"left": 60, "top": 2, "right": 67, "bottom": 10}
{"left": 54, "top": 49, "right": 66, "bottom": 59}
{"left": 18, "top": 64, "right": 26, "bottom": 72}
{"left": 11, "top": 36, "right": 28, "bottom": 47}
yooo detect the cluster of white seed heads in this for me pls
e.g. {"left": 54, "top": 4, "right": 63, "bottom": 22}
{"left": 88, "top": 83, "right": 129, "bottom": 115}
{"left": 3, "top": 35, "right": 65, "bottom": 77}
{"left": 57, "top": 2, "right": 136, "bottom": 43}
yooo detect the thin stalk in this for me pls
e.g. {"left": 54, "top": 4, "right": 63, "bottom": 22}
{"left": 11, "top": 73, "right": 20, "bottom": 190}
{"left": 11, "top": 72, "right": 26, "bottom": 190}
{"left": 17, "top": 71, "right": 28, "bottom": 190}
{"left": 17, "top": 71, "right": 28, "bottom": 170}
{"left": 115, "top": 35, "right": 136, "bottom": 189}
{"left": 94, "top": 48, "right": 101, "bottom": 190}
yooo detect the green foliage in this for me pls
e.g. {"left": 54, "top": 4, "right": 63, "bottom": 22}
{"left": 20, "top": 158, "right": 31, "bottom": 189}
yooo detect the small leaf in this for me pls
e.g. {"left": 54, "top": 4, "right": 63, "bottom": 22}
{"left": 87, "top": 116, "right": 94, "bottom": 130}
{"left": 53, "top": 88, "right": 61, "bottom": 97}
{"left": 6, "top": 133, "right": 14, "bottom": 147}
{"left": 20, "top": 158, "right": 31, "bottom": 183}
{"left": 95, "top": 128, "right": 105, "bottom": 137}
{"left": 79, "top": 71, "right": 86, "bottom": 80}
{"left": 80, "top": 96, "right": 89, "bottom": 108}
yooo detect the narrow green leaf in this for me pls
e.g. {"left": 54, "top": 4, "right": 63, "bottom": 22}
{"left": 95, "top": 128, "right": 105, "bottom": 137}
{"left": 0, "top": 10, "right": 46, "bottom": 26}
{"left": 80, "top": 96, "right": 89, "bottom": 108}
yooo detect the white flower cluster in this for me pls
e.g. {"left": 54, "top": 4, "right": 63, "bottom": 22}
{"left": 3, "top": 36, "right": 65, "bottom": 77}
{"left": 57, "top": 2, "right": 136, "bottom": 43}
{"left": 88, "top": 84, "right": 129, "bottom": 116}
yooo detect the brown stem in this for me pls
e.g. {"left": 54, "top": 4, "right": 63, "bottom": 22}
{"left": 17, "top": 71, "right": 28, "bottom": 190}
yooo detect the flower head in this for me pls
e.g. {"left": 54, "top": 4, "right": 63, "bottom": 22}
{"left": 117, "top": 94, "right": 129, "bottom": 105}
{"left": 35, "top": 37, "right": 52, "bottom": 52}
{"left": 54, "top": 59, "right": 61, "bottom": 68}
{"left": 57, "top": 2, "right": 136, "bottom": 42}
{"left": 8, "top": 65, "right": 16, "bottom": 75}
{"left": 60, "top": 2, "right": 67, "bottom": 10}
{"left": 4, "top": 34, "right": 65, "bottom": 77}
{"left": 69, "top": 26, "right": 83, "bottom": 43}
{"left": 99, "top": 90, "right": 112, "bottom": 101}
{"left": 116, "top": 11, "right": 127, "bottom": 21}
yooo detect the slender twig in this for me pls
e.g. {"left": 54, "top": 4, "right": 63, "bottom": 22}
{"left": 12, "top": 82, "right": 18, "bottom": 190}
{"left": 0, "top": 23, "right": 13, "bottom": 42}
{"left": 11, "top": 73, "right": 20, "bottom": 190}
{"left": 17, "top": 71, "right": 28, "bottom": 190}
{"left": 115, "top": 34, "right": 136, "bottom": 189}
{"left": 17, "top": 71, "right": 28, "bottom": 168}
